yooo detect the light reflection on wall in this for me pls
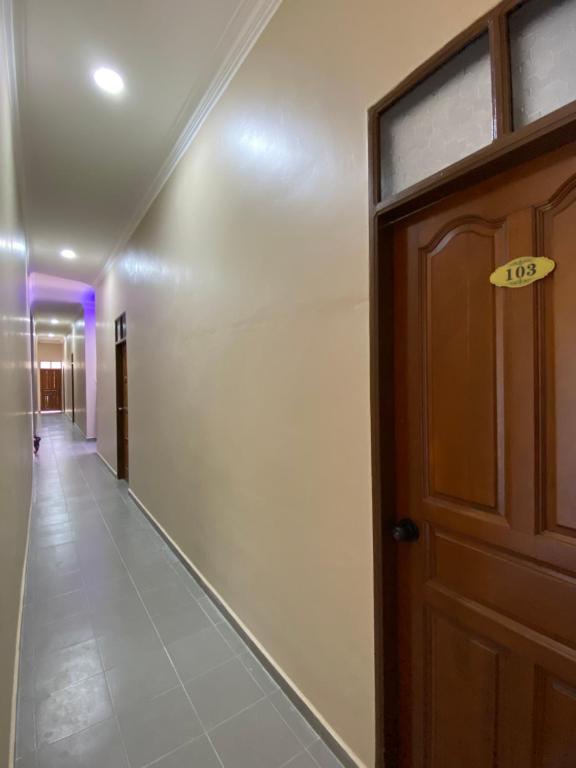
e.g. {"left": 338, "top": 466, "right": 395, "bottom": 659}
{"left": 118, "top": 251, "right": 189, "bottom": 286}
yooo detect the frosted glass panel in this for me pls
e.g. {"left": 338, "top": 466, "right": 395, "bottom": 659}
{"left": 379, "top": 35, "right": 493, "bottom": 198}
{"left": 510, "top": 0, "right": 576, "bottom": 128}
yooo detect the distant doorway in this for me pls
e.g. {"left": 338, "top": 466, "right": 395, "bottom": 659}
{"left": 115, "top": 312, "right": 128, "bottom": 479}
{"left": 40, "top": 365, "right": 63, "bottom": 411}
{"left": 70, "top": 353, "right": 75, "bottom": 423}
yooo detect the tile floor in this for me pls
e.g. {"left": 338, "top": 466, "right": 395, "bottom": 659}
{"left": 15, "top": 414, "right": 344, "bottom": 768}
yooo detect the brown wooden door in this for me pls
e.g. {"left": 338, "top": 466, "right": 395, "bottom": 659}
{"left": 393, "top": 143, "right": 576, "bottom": 767}
{"left": 116, "top": 341, "right": 129, "bottom": 479}
{"left": 40, "top": 369, "right": 62, "bottom": 411}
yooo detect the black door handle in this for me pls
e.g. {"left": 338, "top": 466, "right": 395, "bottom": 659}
{"left": 392, "top": 518, "right": 420, "bottom": 543}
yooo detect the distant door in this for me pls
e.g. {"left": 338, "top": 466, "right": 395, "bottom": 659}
{"left": 393, "top": 144, "right": 576, "bottom": 766}
{"left": 40, "top": 368, "right": 62, "bottom": 411}
{"left": 116, "top": 340, "right": 129, "bottom": 479}
{"left": 71, "top": 353, "right": 75, "bottom": 423}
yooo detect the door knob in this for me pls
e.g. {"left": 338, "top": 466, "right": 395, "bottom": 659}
{"left": 392, "top": 518, "right": 420, "bottom": 543}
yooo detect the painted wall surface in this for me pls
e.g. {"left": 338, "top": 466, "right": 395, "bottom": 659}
{"left": 70, "top": 313, "right": 87, "bottom": 436}
{"left": 0, "top": 2, "right": 32, "bottom": 763}
{"left": 37, "top": 340, "right": 63, "bottom": 362}
{"left": 96, "top": 0, "right": 497, "bottom": 763}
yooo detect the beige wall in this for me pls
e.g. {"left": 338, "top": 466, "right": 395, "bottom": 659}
{"left": 70, "top": 313, "right": 87, "bottom": 436}
{"left": 96, "top": 0, "right": 497, "bottom": 764}
{"left": 0, "top": 1, "right": 32, "bottom": 763}
{"left": 37, "top": 340, "right": 63, "bottom": 362}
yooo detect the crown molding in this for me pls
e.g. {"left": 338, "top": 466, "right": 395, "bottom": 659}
{"left": 96, "top": 0, "right": 283, "bottom": 287}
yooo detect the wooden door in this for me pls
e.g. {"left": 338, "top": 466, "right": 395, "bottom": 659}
{"left": 40, "top": 368, "right": 62, "bottom": 411}
{"left": 116, "top": 341, "right": 129, "bottom": 479}
{"left": 393, "top": 143, "right": 576, "bottom": 767}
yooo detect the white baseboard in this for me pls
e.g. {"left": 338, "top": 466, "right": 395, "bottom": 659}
{"left": 97, "top": 451, "right": 117, "bottom": 477}
{"left": 127, "top": 487, "right": 364, "bottom": 768}
{"left": 9, "top": 496, "right": 33, "bottom": 767}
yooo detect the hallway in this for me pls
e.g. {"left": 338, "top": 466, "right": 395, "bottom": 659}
{"left": 16, "top": 415, "right": 342, "bottom": 768}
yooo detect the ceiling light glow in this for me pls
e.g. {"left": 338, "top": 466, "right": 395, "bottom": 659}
{"left": 48, "top": 333, "right": 54, "bottom": 338}
{"left": 50, "top": 319, "right": 58, "bottom": 325}
{"left": 93, "top": 67, "right": 125, "bottom": 95}
{"left": 60, "top": 248, "right": 76, "bottom": 260}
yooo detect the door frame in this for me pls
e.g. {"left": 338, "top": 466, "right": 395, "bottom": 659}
{"left": 368, "top": 1, "right": 576, "bottom": 764}
{"left": 115, "top": 312, "right": 128, "bottom": 479}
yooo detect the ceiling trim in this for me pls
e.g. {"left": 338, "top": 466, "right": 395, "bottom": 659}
{"left": 96, "top": 0, "right": 283, "bottom": 286}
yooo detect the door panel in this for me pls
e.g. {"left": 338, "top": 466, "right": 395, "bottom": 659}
{"left": 538, "top": 179, "right": 576, "bottom": 537}
{"left": 535, "top": 672, "right": 576, "bottom": 768}
{"left": 426, "top": 611, "right": 500, "bottom": 768}
{"left": 393, "top": 144, "right": 576, "bottom": 767}
{"left": 424, "top": 219, "right": 504, "bottom": 512}
{"left": 40, "top": 369, "right": 62, "bottom": 411}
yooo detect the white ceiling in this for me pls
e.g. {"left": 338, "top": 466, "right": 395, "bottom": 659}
{"left": 15, "top": 0, "right": 280, "bottom": 284}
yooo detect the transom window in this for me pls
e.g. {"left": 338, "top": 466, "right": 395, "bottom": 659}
{"left": 373, "top": 0, "right": 576, "bottom": 204}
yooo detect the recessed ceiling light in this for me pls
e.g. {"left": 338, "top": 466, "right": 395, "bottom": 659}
{"left": 60, "top": 248, "right": 76, "bottom": 260}
{"left": 50, "top": 319, "right": 58, "bottom": 325}
{"left": 93, "top": 67, "right": 125, "bottom": 95}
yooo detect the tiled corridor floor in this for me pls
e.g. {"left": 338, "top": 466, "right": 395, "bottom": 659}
{"left": 15, "top": 415, "right": 343, "bottom": 768}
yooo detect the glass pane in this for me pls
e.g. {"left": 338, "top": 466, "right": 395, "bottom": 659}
{"left": 379, "top": 34, "right": 493, "bottom": 198}
{"left": 40, "top": 361, "right": 50, "bottom": 369}
{"left": 510, "top": 0, "right": 576, "bottom": 129}
{"left": 51, "top": 362, "right": 62, "bottom": 369}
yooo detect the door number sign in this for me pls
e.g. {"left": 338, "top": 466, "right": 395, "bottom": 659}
{"left": 490, "top": 257, "right": 556, "bottom": 288}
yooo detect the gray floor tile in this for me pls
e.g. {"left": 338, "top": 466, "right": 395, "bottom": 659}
{"left": 36, "top": 718, "right": 129, "bottom": 768}
{"left": 308, "top": 741, "right": 344, "bottom": 768}
{"left": 96, "top": 624, "right": 162, "bottom": 670}
{"left": 15, "top": 751, "right": 38, "bottom": 768}
{"left": 90, "top": 594, "right": 152, "bottom": 638}
{"left": 117, "top": 687, "right": 203, "bottom": 768}
{"left": 34, "top": 530, "right": 77, "bottom": 548}
{"left": 30, "top": 589, "right": 88, "bottom": 630}
{"left": 84, "top": 574, "right": 137, "bottom": 612}
{"left": 167, "top": 626, "right": 235, "bottom": 683}
{"left": 33, "top": 612, "right": 95, "bottom": 658}
{"left": 35, "top": 673, "right": 113, "bottom": 747}
{"left": 33, "top": 639, "right": 103, "bottom": 699}
{"left": 32, "top": 543, "right": 77, "bottom": 571}
{"left": 153, "top": 601, "right": 211, "bottom": 645}
{"left": 269, "top": 690, "right": 319, "bottom": 748}
{"left": 18, "top": 658, "right": 36, "bottom": 701}
{"left": 106, "top": 645, "right": 179, "bottom": 710}
{"left": 170, "top": 563, "right": 205, "bottom": 598}
{"left": 32, "top": 570, "right": 83, "bottom": 603}
{"left": 210, "top": 699, "right": 302, "bottom": 768}
{"left": 239, "top": 651, "right": 279, "bottom": 694}
{"left": 16, "top": 698, "right": 36, "bottom": 757}
{"left": 216, "top": 622, "right": 248, "bottom": 655}
{"left": 140, "top": 579, "right": 196, "bottom": 619}
{"left": 151, "top": 735, "right": 222, "bottom": 768}
{"left": 197, "top": 596, "right": 226, "bottom": 625}
{"left": 127, "top": 557, "right": 180, "bottom": 590}
{"left": 80, "top": 556, "right": 128, "bottom": 585}
{"left": 283, "top": 753, "right": 321, "bottom": 768}
{"left": 185, "top": 657, "right": 265, "bottom": 730}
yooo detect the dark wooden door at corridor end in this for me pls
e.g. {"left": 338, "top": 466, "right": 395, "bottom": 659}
{"left": 40, "top": 368, "right": 62, "bottom": 411}
{"left": 390, "top": 143, "right": 576, "bottom": 767}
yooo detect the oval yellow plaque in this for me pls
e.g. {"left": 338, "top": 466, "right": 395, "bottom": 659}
{"left": 490, "top": 256, "right": 556, "bottom": 288}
